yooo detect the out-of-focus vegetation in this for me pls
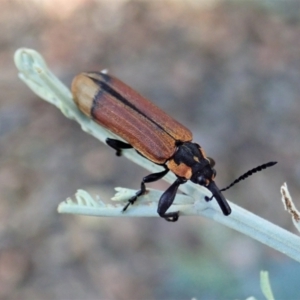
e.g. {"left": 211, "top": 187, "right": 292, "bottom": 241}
{"left": 1, "top": 0, "right": 300, "bottom": 299}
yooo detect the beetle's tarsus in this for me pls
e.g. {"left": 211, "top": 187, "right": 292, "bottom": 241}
{"left": 164, "top": 212, "right": 179, "bottom": 222}
{"left": 157, "top": 178, "right": 185, "bottom": 221}
{"left": 122, "top": 189, "right": 144, "bottom": 211}
{"left": 122, "top": 168, "right": 169, "bottom": 214}
{"left": 122, "top": 200, "right": 133, "bottom": 211}
{"left": 106, "top": 138, "right": 133, "bottom": 157}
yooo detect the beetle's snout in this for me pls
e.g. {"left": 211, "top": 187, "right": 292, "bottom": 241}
{"left": 206, "top": 181, "right": 232, "bottom": 216}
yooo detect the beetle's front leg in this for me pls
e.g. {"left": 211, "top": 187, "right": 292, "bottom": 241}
{"left": 122, "top": 168, "right": 169, "bottom": 211}
{"left": 157, "top": 177, "right": 186, "bottom": 222}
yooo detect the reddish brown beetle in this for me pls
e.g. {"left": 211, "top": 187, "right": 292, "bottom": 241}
{"left": 72, "top": 71, "right": 276, "bottom": 222}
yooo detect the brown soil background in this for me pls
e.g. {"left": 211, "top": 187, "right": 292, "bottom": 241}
{"left": 1, "top": 0, "right": 300, "bottom": 299}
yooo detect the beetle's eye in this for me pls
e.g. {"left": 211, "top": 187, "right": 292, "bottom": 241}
{"left": 197, "top": 175, "right": 207, "bottom": 186}
{"left": 207, "top": 157, "right": 215, "bottom": 167}
{"left": 212, "top": 169, "right": 216, "bottom": 178}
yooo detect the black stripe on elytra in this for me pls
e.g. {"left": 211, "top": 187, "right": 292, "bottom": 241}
{"left": 90, "top": 73, "right": 176, "bottom": 139}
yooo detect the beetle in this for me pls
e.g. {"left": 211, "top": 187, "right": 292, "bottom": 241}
{"left": 71, "top": 71, "right": 276, "bottom": 222}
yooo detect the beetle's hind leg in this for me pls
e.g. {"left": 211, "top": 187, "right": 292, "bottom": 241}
{"left": 106, "top": 138, "right": 133, "bottom": 156}
{"left": 123, "top": 168, "right": 169, "bottom": 212}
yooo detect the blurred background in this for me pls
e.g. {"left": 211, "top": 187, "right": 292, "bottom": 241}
{"left": 1, "top": 0, "right": 300, "bottom": 299}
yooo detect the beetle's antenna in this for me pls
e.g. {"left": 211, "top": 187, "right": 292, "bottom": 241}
{"left": 219, "top": 161, "right": 277, "bottom": 192}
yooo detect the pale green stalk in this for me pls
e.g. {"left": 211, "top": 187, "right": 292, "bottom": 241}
{"left": 14, "top": 48, "right": 300, "bottom": 262}
{"left": 260, "top": 271, "right": 275, "bottom": 300}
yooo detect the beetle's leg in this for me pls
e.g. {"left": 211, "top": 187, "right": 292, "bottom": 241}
{"left": 157, "top": 177, "right": 186, "bottom": 222}
{"left": 122, "top": 168, "right": 169, "bottom": 211}
{"left": 106, "top": 138, "right": 133, "bottom": 156}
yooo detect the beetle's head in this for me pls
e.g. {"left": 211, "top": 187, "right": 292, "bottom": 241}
{"left": 191, "top": 157, "right": 232, "bottom": 216}
{"left": 168, "top": 142, "right": 232, "bottom": 215}
{"left": 190, "top": 156, "right": 216, "bottom": 186}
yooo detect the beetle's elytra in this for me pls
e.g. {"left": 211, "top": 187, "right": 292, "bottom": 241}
{"left": 72, "top": 71, "right": 277, "bottom": 222}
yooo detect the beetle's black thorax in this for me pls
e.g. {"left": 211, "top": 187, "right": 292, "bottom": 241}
{"left": 166, "top": 142, "right": 212, "bottom": 180}
{"left": 173, "top": 142, "right": 208, "bottom": 168}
